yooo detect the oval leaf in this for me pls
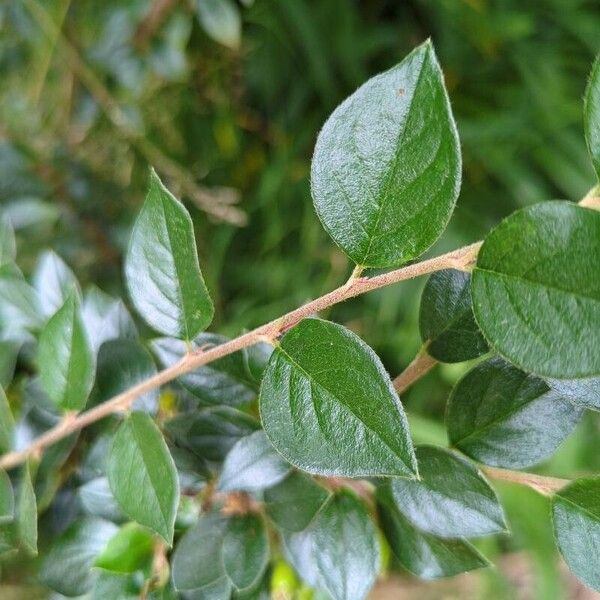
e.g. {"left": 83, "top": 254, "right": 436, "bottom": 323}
{"left": 0, "top": 386, "right": 14, "bottom": 455}
{"left": 311, "top": 40, "right": 460, "bottom": 268}
{"left": 33, "top": 250, "right": 79, "bottom": 317}
{"left": 218, "top": 430, "right": 290, "bottom": 492}
{"left": 312, "top": 492, "right": 380, "bottom": 600}
{"left": 222, "top": 515, "right": 269, "bottom": 591}
{"left": 196, "top": 0, "right": 241, "bottom": 49}
{"left": 472, "top": 202, "right": 600, "bottom": 378}
{"left": 552, "top": 477, "right": 600, "bottom": 592}
{"left": 108, "top": 412, "right": 179, "bottom": 544}
{"left": 419, "top": 269, "right": 488, "bottom": 363}
{"left": 378, "top": 485, "right": 489, "bottom": 580}
{"left": 38, "top": 294, "right": 95, "bottom": 411}
{"left": 260, "top": 318, "right": 417, "bottom": 478}
{"left": 39, "top": 517, "right": 118, "bottom": 597}
{"left": 172, "top": 512, "right": 232, "bottom": 597}
{"left": 585, "top": 55, "right": 600, "bottom": 179}
{"left": 265, "top": 471, "right": 330, "bottom": 532}
{"left": 447, "top": 357, "right": 583, "bottom": 468}
{"left": 391, "top": 446, "right": 506, "bottom": 538}
{"left": 94, "top": 522, "right": 154, "bottom": 574}
{"left": 125, "top": 169, "right": 214, "bottom": 340}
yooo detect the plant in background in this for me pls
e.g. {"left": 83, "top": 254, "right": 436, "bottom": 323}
{"left": 0, "top": 39, "right": 599, "bottom": 600}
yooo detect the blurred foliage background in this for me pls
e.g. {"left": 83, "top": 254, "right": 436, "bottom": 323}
{"left": 1, "top": 0, "right": 600, "bottom": 597}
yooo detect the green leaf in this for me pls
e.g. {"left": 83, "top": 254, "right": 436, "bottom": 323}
{"left": 419, "top": 269, "right": 488, "bottom": 363}
{"left": 125, "top": 169, "right": 214, "bottom": 340}
{"left": 0, "top": 386, "right": 14, "bottom": 454}
{"left": 16, "top": 463, "right": 37, "bottom": 555}
{"left": 552, "top": 477, "right": 600, "bottom": 592}
{"left": 222, "top": 515, "right": 269, "bottom": 591}
{"left": 265, "top": 471, "right": 330, "bottom": 532}
{"left": 78, "top": 477, "right": 125, "bottom": 522}
{"left": 260, "top": 318, "right": 417, "bottom": 478}
{"left": 152, "top": 334, "right": 265, "bottom": 406}
{"left": 94, "top": 339, "right": 158, "bottom": 413}
{"left": 0, "top": 338, "right": 21, "bottom": 388}
{"left": 0, "top": 265, "right": 43, "bottom": 338}
{"left": 39, "top": 517, "right": 118, "bottom": 596}
{"left": 585, "top": 55, "right": 600, "bottom": 179}
{"left": 472, "top": 202, "right": 600, "bottom": 378}
{"left": 108, "top": 411, "right": 179, "bottom": 544}
{"left": 32, "top": 250, "right": 79, "bottom": 317}
{"left": 281, "top": 528, "right": 324, "bottom": 591}
{"left": 196, "top": 0, "right": 241, "bottom": 49}
{"left": 218, "top": 430, "right": 291, "bottom": 492}
{"left": 390, "top": 445, "right": 506, "bottom": 538}
{"left": 0, "top": 216, "right": 16, "bottom": 267}
{"left": 38, "top": 293, "right": 96, "bottom": 411}
{"left": 94, "top": 522, "right": 154, "bottom": 574}
{"left": 92, "top": 572, "right": 140, "bottom": 600}
{"left": 172, "top": 512, "right": 232, "bottom": 598}
{"left": 378, "top": 485, "right": 489, "bottom": 580}
{"left": 312, "top": 492, "right": 380, "bottom": 600}
{"left": 546, "top": 376, "right": 600, "bottom": 411}
{"left": 311, "top": 40, "right": 460, "bottom": 268}
{"left": 165, "top": 405, "right": 259, "bottom": 462}
{"left": 0, "top": 468, "right": 14, "bottom": 524}
{"left": 447, "top": 357, "right": 583, "bottom": 468}
{"left": 81, "top": 286, "right": 138, "bottom": 353}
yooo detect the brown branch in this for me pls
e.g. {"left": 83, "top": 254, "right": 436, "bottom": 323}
{"left": 393, "top": 346, "right": 438, "bottom": 395}
{"left": 0, "top": 242, "right": 481, "bottom": 470}
{"left": 133, "top": 0, "right": 179, "bottom": 49}
{"left": 482, "top": 466, "right": 569, "bottom": 496}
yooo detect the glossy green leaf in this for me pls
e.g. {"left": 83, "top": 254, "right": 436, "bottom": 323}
{"left": 265, "top": 471, "right": 330, "bottom": 532}
{"left": 552, "top": 477, "right": 600, "bottom": 591}
{"left": 196, "top": 0, "right": 241, "bottom": 49}
{"left": 94, "top": 339, "right": 158, "bottom": 413}
{"left": 0, "top": 469, "right": 14, "bottom": 524}
{"left": 391, "top": 445, "right": 506, "bottom": 538}
{"left": 419, "top": 269, "right": 488, "bottom": 362}
{"left": 78, "top": 477, "right": 125, "bottom": 522}
{"left": 108, "top": 411, "right": 179, "bottom": 544}
{"left": 312, "top": 492, "right": 380, "bottom": 600}
{"left": 81, "top": 286, "right": 138, "bottom": 353}
{"left": 585, "top": 55, "right": 600, "bottom": 179}
{"left": 38, "top": 294, "right": 96, "bottom": 411}
{"left": 281, "top": 528, "right": 324, "bottom": 591}
{"left": 311, "top": 40, "right": 460, "bottom": 268}
{"left": 125, "top": 169, "right": 214, "bottom": 340}
{"left": 152, "top": 334, "right": 265, "bottom": 406}
{"left": 165, "top": 405, "right": 259, "bottom": 462}
{"left": 260, "top": 318, "right": 417, "bottom": 478}
{"left": 218, "top": 430, "right": 290, "bottom": 492}
{"left": 39, "top": 517, "right": 118, "bottom": 596}
{"left": 378, "top": 486, "right": 489, "bottom": 580}
{"left": 172, "top": 512, "right": 232, "bottom": 598}
{"left": 32, "top": 250, "right": 79, "bottom": 317}
{"left": 94, "top": 522, "right": 154, "bottom": 574}
{"left": 223, "top": 515, "right": 269, "bottom": 591}
{"left": 0, "top": 264, "right": 43, "bottom": 338}
{"left": 447, "top": 357, "right": 583, "bottom": 468}
{"left": 472, "top": 202, "right": 600, "bottom": 379}
{"left": 0, "top": 386, "right": 14, "bottom": 454}
{"left": 16, "top": 463, "right": 37, "bottom": 555}
{"left": 0, "top": 216, "right": 15, "bottom": 267}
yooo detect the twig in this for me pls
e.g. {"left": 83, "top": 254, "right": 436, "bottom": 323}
{"left": 481, "top": 466, "right": 569, "bottom": 496}
{"left": 392, "top": 346, "right": 438, "bottom": 394}
{"left": 0, "top": 242, "right": 481, "bottom": 470}
{"left": 133, "top": 0, "right": 179, "bottom": 49}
